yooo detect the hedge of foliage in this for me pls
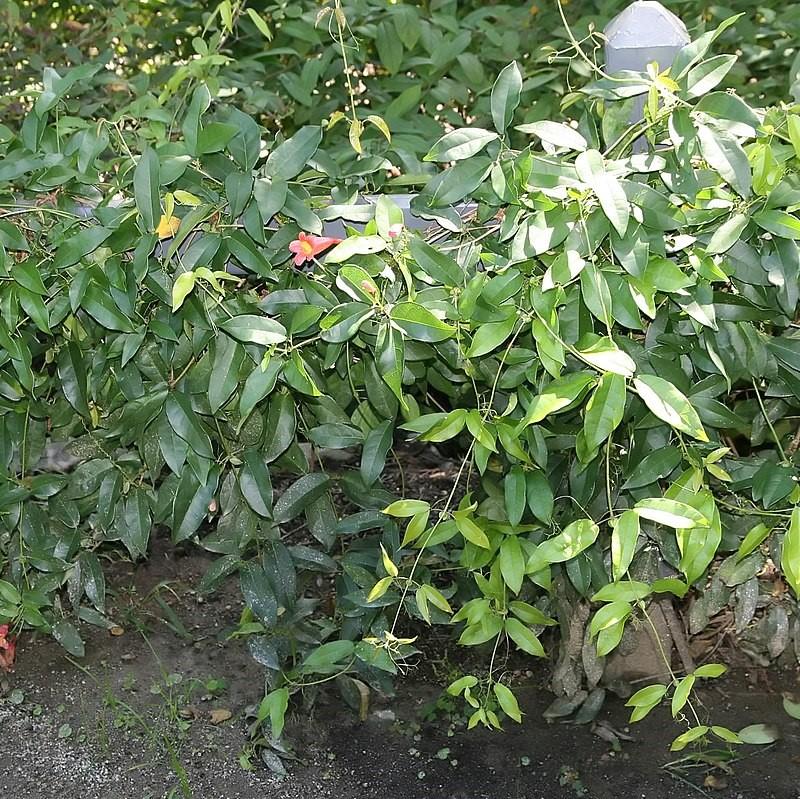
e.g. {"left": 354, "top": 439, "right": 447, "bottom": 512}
{"left": 1, "top": 0, "right": 800, "bottom": 762}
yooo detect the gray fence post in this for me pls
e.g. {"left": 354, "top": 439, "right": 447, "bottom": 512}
{"left": 604, "top": 1, "right": 689, "bottom": 148}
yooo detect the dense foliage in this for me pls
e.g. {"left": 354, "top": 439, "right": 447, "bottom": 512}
{"left": 1, "top": 0, "right": 800, "bottom": 764}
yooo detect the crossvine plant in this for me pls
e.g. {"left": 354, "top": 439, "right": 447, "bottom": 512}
{"left": 0, "top": 7, "right": 798, "bottom": 767}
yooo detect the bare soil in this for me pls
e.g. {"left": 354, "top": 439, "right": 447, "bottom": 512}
{"left": 1, "top": 540, "right": 799, "bottom": 799}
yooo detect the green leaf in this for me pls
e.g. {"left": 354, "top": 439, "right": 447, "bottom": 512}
{"left": 225, "top": 171, "right": 254, "bottom": 219}
{"left": 455, "top": 514, "right": 490, "bottom": 549}
{"left": 166, "top": 392, "right": 213, "bottom": 459}
{"left": 120, "top": 488, "right": 152, "bottom": 558}
{"left": 633, "top": 374, "right": 708, "bottom": 442}
{"left": 697, "top": 124, "right": 751, "bottom": 197}
{"left": 736, "top": 724, "right": 780, "bottom": 745}
{"left": 789, "top": 115, "right": 800, "bottom": 160}
{"left": 591, "top": 580, "right": 650, "bottom": 603}
{"left": 208, "top": 335, "right": 243, "bottom": 413}
{"left": 519, "top": 372, "right": 595, "bottom": 427}
{"left": 671, "top": 674, "right": 696, "bottom": 717}
{"left": 274, "top": 474, "right": 331, "bottom": 524}
{"left": 781, "top": 507, "right": 800, "bottom": 598}
{"left": 493, "top": 683, "right": 522, "bottom": 722}
{"left": 504, "top": 466, "right": 526, "bottom": 526}
{"left": 263, "top": 392, "right": 296, "bottom": 462}
{"left": 246, "top": 8, "right": 272, "bottom": 39}
{"left": 583, "top": 373, "right": 626, "bottom": 452}
{"left": 705, "top": 212, "right": 748, "bottom": 254}
{"left": 221, "top": 315, "right": 287, "bottom": 346}
{"left": 575, "top": 149, "right": 630, "bottom": 237}
{"left": 516, "top": 121, "right": 587, "bottom": 151}
{"left": 265, "top": 126, "right": 321, "bottom": 181}
{"left": 0, "top": 220, "right": 30, "bottom": 251}
{"left": 537, "top": 519, "right": 599, "bottom": 563}
{"left": 577, "top": 338, "right": 636, "bottom": 377}
{"left": 52, "top": 620, "right": 85, "bottom": 657}
{"left": 425, "top": 128, "right": 499, "bottom": 162}
{"left": 626, "top": 683, "right": 667, "bottom": 709}
{"left": 526, "top": 470, "right": 553, "bottom": 524}
{"left": 499, "top": 535, "right": 525, "bottom": 594}
{"left": 134, "top": 147, "right": 161, "bottom": 233}
{"left": 408, "top": 237, "right": 463, "bottom": 285}
{"left": 11, "top": 259, "right": 46, "bottom": 295}
{"left": 301, "top": 640, "right": 355, "bottom": 672}
{"left": 505, "top": 617, "right": 545, "bottom": 657}
{"left": 82, "top": 285, "right": 135, "bottom": 332}
{"left": 694, "top": 663, "right": 727, "bottom": 678}
{"left": 753, "top": 210, "right": 800, "bottom": 240}
{"left": 390, "top": 302, "right": 455, "bottom": 343}
{"left": 240, "top": 450, "right": 273, "bottom": 518}
{"left": 54, "top": 226, "right": 112, "bottom": 268}
{"left": 736, "top": 523, "right": 770, "bottom": 563}
{"left": 171, "top": 271, "right": 196, "bottom": 311}
{"left": 466, "top": 314, "right": 516, "bottom": 358}
{"left": 57, "top": 342, "right": 90, "bottom": 417}
{"left": 685, "top": 54, "right": 737, "bottom": 98}
{"left": 491, "top": 61, "right": 522, "bottom": 133}
{"left": 783, "top": 696, "right": 800, "bottom": 721}
{"left": 325, "top": 235, "right": 386, "bottom": 263}
{"left": 361, "top": 421, "right": 393, "bottom": 486}
{"left": 611, "top": 510, "right": 639, "bottom": 581}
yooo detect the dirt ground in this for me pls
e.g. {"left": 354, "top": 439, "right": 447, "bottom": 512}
{"left": 1, "top": 541, "right": 799, "bottom": 799}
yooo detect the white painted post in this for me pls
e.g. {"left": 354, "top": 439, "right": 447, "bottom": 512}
{"left": 604, "top": 1, "right": 689, "bottom": 148}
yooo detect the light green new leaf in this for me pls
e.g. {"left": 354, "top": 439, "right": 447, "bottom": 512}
{"left": 781, "top": 507, "right": 800, "bottom": 597}
{"left": 634, "top": 498, "right": 710, "bottom": 529}
{"left": 493, "top": 683, "right": 523, "bottom": 723}
{"left": 171, "top": 271, "right": 196, "bottom": 311}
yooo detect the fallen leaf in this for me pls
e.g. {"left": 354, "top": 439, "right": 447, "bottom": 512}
{"left": 209, "top": 708, "right": 232, "bottom": 725}
{"left": 157, "top": 214, "right": 181, "bottom": 239}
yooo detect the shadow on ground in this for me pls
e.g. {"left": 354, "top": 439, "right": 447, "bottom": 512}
{"left": 0, "top": 543, "right": 798, "bottom": 799}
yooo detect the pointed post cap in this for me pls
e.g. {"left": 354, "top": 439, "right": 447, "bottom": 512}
{"left": 604, "top": 1, "right": 689, "bottom": 50}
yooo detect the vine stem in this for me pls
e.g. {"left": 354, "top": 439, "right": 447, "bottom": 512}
{"left": 331, "top": 0, "right": 360, "bottom": 129}
{"left": 640, "top": 602, "right": 702, "bottom": 730}
{"left": 389, "top": 318, "right": 523, "bottom": 638}
{"left": 752, "top": 378, "right": 789, "bottom": 464}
